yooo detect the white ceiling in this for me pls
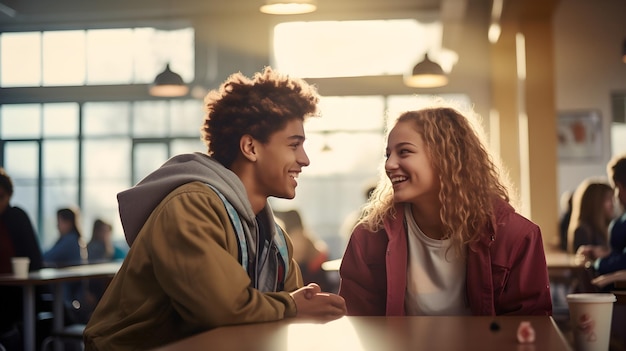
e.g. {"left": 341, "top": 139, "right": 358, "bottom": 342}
{"left": 0, "top": 0, "right": 471, "bottom": 30}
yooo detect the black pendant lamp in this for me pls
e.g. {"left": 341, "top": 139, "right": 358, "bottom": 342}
{"left": 403, "top": 54, "right": 448, "bottom": 88}
{"left": 149, "top": 63, "right": 189, "bottom": 97}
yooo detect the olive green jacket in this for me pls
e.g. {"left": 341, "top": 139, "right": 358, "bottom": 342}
{"left": 83, "top": 182, "right": 302, "bottom": 351}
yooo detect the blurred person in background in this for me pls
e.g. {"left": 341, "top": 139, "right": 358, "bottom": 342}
{"left": 577, "top": 154, "right": 626, "bottom": 288}
{"left": 566, "top": 178, "right": 614, "bottom": 293}
{"left": 87, "top": 218, "right": 126, "bottom": 263}
{"left": 567, "top": 178, "right": 614, "bottom": 255}
{"left": 0, "top": 167, "right": 47, "bottom": 350}
{"left": 44, "top": 207, "right": 87, "bottom": 267}
{"left": 44, "top": 207, "right": 89, "bottom": 323}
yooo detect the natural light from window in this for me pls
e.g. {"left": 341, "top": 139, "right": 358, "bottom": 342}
{"left": 272, "top": 19, "right": 458, "bottom": 78}
{"left": 0, "top": 28, "right": 194, "bottom": 87}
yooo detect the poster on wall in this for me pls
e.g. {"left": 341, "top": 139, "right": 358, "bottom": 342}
{"left": 557, "top": 110, "right": 603, "bottom": 161}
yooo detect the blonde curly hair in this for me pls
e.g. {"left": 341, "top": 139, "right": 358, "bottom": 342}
{"left": 360, "top": 103, "right": 513, "bottom": 257}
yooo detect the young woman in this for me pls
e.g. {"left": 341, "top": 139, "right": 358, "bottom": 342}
{"left": 567, "top": 178, "right": 614, "bottom": 254}
{"left": 43, "top": 207, "right": 87, "bottom": 267}
{"left": 339, "top": 105, "right": 552, "bottom": 316}
{"left": 87, "top": 218, "right": 126, "bottom": 263}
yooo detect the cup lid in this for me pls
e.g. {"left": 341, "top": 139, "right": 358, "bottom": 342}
{"left": 566, "top": 293, "right": 616, "bottom": 303}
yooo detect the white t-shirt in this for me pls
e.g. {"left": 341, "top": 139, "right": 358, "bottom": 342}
{"left": 404, "top": 204, "right": 471, "bottom": 316}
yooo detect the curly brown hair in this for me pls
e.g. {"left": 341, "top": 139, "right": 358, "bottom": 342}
{"left": 201, "top": 66, "right": 320, "bottom": 168}
{"left": 361, "top": 105, "right": 512, "bottom": 257}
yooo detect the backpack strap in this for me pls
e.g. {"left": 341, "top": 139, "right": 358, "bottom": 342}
{"left": 206, "top": 184, "right": 290, "bottom": 283}
{"left": 205, "top": 184, "right": 248, "bottom": 272}
{"left": 273, "top": 224, "right": 290, "bottom": 278}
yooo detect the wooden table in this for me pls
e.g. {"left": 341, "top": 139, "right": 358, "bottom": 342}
{"left": 0, "top": 261, "right": 122, "bottom": 351}
{"left": 151, "top": 315, "right": 572, "bottom": 351}
{"left": 545, "top": 251, "right": 584, "bottom": 273}
{"left": 545, "top": 251, "right": 593, "bottom": 294}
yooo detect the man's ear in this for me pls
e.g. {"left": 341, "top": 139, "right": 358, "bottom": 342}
{"left": 240, "top": 134, "right": 257, "bottom": 162}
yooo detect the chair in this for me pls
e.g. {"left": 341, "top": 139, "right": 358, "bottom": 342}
{"left": 40, "top": 323, "right": 86, "bottom": 351}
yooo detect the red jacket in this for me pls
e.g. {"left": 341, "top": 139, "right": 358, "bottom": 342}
{"left": 339, "top": 199, "right": 552, "bottom": 316}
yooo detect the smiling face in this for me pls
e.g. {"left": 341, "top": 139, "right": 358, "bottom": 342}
{"left": 385, "top": 120, "right": 440, "bottom": 205}
{"left": 253, "top": 118, "right": 310, "bottom": 200}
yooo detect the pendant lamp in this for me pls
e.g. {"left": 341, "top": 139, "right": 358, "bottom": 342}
{"left": 149, "top": 63, "right": 189, "bottom": 97}
{"left": 404, "top": 54, "right": 448, "bottom": 88}
{"left": 260, "top": 0, "right": 317, "bottom": 15}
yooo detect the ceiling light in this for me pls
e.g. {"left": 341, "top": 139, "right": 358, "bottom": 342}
{"left": 404, "top": 54, "right": 448, "bottom": 88}
{"left": 488, "top": 22, "right": 501, "bottom": 44}
{"left": 149, "top": 64, "right": 189, "bottom": 97}
{"left": 260, "top": 0, "right": 317, "bottom": 15}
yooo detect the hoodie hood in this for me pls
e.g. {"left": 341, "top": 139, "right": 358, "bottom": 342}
{"left": 117, "top": 152, "right": 255, "bottom": 246}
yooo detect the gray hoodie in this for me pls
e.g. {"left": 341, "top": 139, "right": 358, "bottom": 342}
{"left": 117, "top": 152, "right": 257, "bottom": 246}
{"left": 117, "top": 152, "right": 286, "bottom": 291}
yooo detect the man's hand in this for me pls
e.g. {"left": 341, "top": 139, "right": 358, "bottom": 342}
{"left": 576, "top": 245, "right": 610, "bottom": 262}
{"left": 290, "top": 283, "right": 347, "bottom": 321}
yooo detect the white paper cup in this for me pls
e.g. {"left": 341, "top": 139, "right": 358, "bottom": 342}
{"left": 11, "top": 257, "right": 30, "bottom": 278}
{"left": 566, "top": 293, "right": 616, "bottom": 351}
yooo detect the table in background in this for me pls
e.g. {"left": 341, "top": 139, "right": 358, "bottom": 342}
{"left": 152, "top": 315, "right": 572, "bottom": 351}
{"left": 0, "top": 261, "right": 122, "bottom": 351}
{"left": 545, "top": 251, "right": 583, "bottom": 274}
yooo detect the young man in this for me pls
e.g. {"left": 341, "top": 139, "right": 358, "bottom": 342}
{"left": 83, "top": 67, "right": 346, "bottom": 351}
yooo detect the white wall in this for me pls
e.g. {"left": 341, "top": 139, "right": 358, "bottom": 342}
{"left": 554, "top": 0, "right": 626, "bottom": 202}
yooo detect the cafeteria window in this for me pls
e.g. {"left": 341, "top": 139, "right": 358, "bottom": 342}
{"left": 0, "top": 27, "right": 194, "bottom": 87}
{"left": 0, "top": 99, "right": 204, "bottom": 250}
{"left": 271, "top": 19, "right": 458, "bottom": 78}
